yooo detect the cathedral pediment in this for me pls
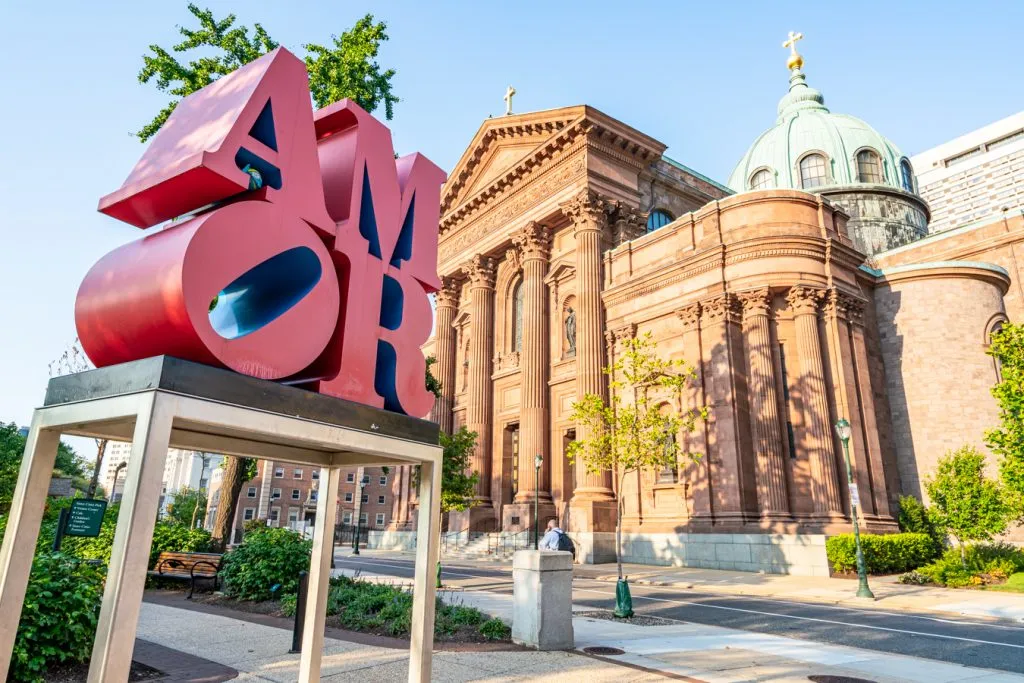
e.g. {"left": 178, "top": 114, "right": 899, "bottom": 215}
{"left": 442, "top": 106, "right": 584, "bottom": 214}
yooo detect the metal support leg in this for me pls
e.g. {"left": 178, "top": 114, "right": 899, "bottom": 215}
{"left": 409, "top": 455, "right": 441, "bottom": 683}
{"left": 0, "top": 413, "right": 60, "bottom": 681}
{"left": 298, "top": 466, "right": 341, "bottom": 682}
{"left": 88, "top": 393, "right": 173, "bottom": 683}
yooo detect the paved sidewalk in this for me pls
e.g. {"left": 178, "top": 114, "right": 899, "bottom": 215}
{"left": 336, "top": 564, "right": 1024, "bottom": 683}
{"left": 137, "top": 601, "right": 665, "bottom": 681}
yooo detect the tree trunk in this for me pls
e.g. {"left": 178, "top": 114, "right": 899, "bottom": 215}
{"left": 86, "top": 439, "right": 108, "bottom": 498}
{"left": 190, "top": 499, "right": 200, "bottom": 529}
{"left": 958, "top": 537, "right": 966, "bottom": 568}
{"left": 616, "top": 469, "right": 625, "bottom": 581}
{"left": 212, "top": 456, "right": 249, "bottom": 550}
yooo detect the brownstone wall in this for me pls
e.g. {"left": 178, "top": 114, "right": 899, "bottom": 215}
{"left": 872, "top": 265, "right": 1009, "bottom": 501}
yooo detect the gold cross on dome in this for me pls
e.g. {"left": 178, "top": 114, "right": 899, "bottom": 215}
{"left": 504, "top": 85, "right": 516, "bottom": 116}
{"left": 783, "top": 30, "right": 803, "bottom": 53}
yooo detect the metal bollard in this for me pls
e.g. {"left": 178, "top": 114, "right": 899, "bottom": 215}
{"left": 289, "top": 570, "right": 309, "bottom": 653}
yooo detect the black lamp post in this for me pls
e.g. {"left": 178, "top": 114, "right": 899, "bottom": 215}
{"left": 353, "top": 480, "right": 366, "bottom": 556}
{"left": 834, "top": 418, "right": 874, "bottom": 599}
{"left": 533, "top": 454, "right": 543, "bottom": 549}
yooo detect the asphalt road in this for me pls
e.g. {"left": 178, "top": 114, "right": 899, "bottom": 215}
{"left": 334, "top": 554, "right": 1024, "bottom": 674}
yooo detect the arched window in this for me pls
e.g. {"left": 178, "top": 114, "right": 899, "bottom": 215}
{"left": 749, "top": 168, "right": 773, "bottom": 190}
{"left": 647, "top": 209, "right": 673, "bottom": 232}
{"left": 900, "top": 159, "right": 915, "bottom": 193}
{"left": 987, "top": 317, "right": 1007, "bottom": 382}
{"left": 856, "top": 149, "right": 882, "bottom": 183}
{"left": 799, "top": 153, "right": 828, "bottom": 189}
{"left": 512, "top": 280, "right": 524, "bottom": 353}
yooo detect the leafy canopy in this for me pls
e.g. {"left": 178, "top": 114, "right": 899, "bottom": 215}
{"left": 0, "top": 423, "right": 85, "bottom": 514}
{"left": 439, "top": 427, "right": 478, "bottom": 514}
{"left": 165, "top": 486, "right": 207, "bottom": 527}
{"left": 136, "top": 4, "right": 398, "bottom": 141}
{"left": 986, "top": 322, "right": 1024, "bottom": 519}
{"left": 568, "top": 332, "right": 705, "bottom": 478}
{"left": 925, "top": 445, "right": 1009, "bottom": 558}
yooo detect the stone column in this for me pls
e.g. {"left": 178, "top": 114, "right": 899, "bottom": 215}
{"left": 738, "top": 289, "right": 790, "bottom": 519}
{"left": 433, "top": 277, "right": 459, "bottom": 435}
{"left": 787, "top": 286, "right": 843, "bottom": 518}
{"left": 676, "top": 303, "right": 712, "bottom": 522}
{"left": 561, "top": 190, "right": 615, "bottom": 502}
{"left": 513, "top": 222, "right": 553, "bottom": 505}
{"left": 462, "top": 255, "right": 497, "bottom": 529}
{"left": 561, "top": 190, "right": 616, "bottom": 547}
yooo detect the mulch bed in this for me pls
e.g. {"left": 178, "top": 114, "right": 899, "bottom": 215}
{"left": 575, "top": 610, "right": 679, "bottom": 626}
{"left": 44, "top": 660, "right": 162, "bottom": 682}
{"left": 146, "top": 589, "right": 522, "bottom": 652}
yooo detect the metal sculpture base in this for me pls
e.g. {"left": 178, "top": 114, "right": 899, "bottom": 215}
{"left": 0, "top": 357, "right": 443, "bottom": 683}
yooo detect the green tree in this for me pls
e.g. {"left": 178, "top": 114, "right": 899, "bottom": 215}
{"left": 568, "top": 333, "right": 706, "bottom": 613}
{"left": 165, "top": 486, "right": 208, "bottom": 528}
{"left": 986, "top": 322, "right": 1024, "bottom": 519}
{"left": 925, "top": 446, "right": 1009, "bottom": 567}
{"left": 438, "top": 428, "right": 478, "bottom": 516}
{"left": 1, "top": 423, "right": 85, "bottom": 515}
{"left": 136, "top": 4, "right": 398, "bottom": 141}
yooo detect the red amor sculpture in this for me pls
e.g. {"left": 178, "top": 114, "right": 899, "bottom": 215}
{"left": 76, "top": 47, "right": 445, "bottom": 419}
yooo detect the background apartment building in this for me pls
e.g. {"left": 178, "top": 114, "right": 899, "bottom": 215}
{"left": 911, "top": 111, "right": 1024, "bottom": 233}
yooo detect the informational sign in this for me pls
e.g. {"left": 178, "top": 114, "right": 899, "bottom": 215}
{"left": 64, "top": 499, "right": 108, "bottom": 538}
{"left": 75, "top": 47, "right": 445, "bottom": 419}
{"left": 849, "top": 483, "right": 861, "bottom": 508}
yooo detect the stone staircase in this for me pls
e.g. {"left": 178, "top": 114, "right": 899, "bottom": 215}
{"left": 441, "top": 531, "right": 534, "bottom": 561}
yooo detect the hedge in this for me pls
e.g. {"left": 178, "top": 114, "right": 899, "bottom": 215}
{"left": 826, "top": 532, "right": 938, "bottom": 575}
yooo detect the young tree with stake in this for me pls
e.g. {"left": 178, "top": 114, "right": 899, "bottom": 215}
{"left": 568, "top": 332, "right": 705, "bottom": 617}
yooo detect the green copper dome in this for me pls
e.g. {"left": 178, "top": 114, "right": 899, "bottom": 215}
{"left": 727, "top": 59, "right": 917, "bottom": 195}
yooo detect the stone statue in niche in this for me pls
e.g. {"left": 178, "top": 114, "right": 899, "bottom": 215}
{"left": 564, "top": 307, "right": 576, "bottom": 356}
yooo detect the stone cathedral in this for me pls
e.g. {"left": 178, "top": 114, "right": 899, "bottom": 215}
{"left": 417, "top": 37, "right": 1024, "bottom": 574}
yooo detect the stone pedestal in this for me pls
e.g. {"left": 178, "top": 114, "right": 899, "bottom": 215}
{"left": 512, "top": 550, "right": 574, "bottom": 650}
{"left": 502, "top": 502, "right": 557, "bottom": 536}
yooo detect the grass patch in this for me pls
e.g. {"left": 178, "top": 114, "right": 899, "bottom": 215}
{"left": 986, "top": 572, "right": 1024, "bottom": 593}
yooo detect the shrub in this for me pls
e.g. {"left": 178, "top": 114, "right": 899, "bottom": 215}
{"left": 826, "top": 532, "right": 936, "bottom": 575}
{"left": 10, "top": 553, "right": 105, "bottom": 682}
{"left": 925, "top": 446, "right": 1009, "bottom": 566}
{"left": 898, "top": 570, "right": 932, "bottom": 585}
{"left": 479, "top": 617, "right": 511, "bottom": 641}
{"left": 917, "top": 543, "right": 1024, "bottom": 587}
{"left": 220, "top": 527, "right": 311, "bottom": 601}
{"left": 897, "top": 495, "right": 945, "bottom": 553}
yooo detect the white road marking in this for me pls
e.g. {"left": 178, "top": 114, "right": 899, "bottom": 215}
{"left": 336, "top": 556, "right": 1024, "bottom": 643}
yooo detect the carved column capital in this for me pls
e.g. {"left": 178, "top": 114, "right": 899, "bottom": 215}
{"left": 676, "top": 302, "right": 702, "bottom": 331}
{"left": 560, "top": 189, "right": 611, "bottom": 232}
{"left": 512, "top": 221, "right": 552, "bottom": 261}
{"left": 786, "top": 285, "right": 824, "bottom": 316}
{"left": 435, "top": 276, "right": 461, "bottom": 310}
{"left": 702, "top": 293, "right": 742, "bottom": 325}
{"left": 738, "top": 288, "right": 773, "bottom": 320}
{"left": 824, "top": 288, "right": 866, "bottom": 325}
{"left": 463, "top": 255, "right": 496, "bottom": 289}
{"left": 613, "top": 206, "right": 647, "bottom": 244}
{"left": 612, "top": 323, "right": 637, "bottom": 344}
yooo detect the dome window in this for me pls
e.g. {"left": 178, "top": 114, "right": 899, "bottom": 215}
{"left": 900, "top": 159, "right": 915, "bottom": 193}
{"left": 799, "top": 153, "right": 828, "bottom": 189}
{"left": 749, "top": 168, "right": 774, "bottom": 190}
{"left": 856, "top": 149, "right": 883, "bottom": 184}
{"left": 647, "top": 209, "right": 673, "bottom": 232}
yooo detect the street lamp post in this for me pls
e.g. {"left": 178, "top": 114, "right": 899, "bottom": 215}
{"left": 834, "top": 418, "right": 874, "bottom": 599}
{"left": 533, "top": 454, "right": 543, "bottom": 550}
{"left": 353, "top": 480, "right": 366, "bottom": 556}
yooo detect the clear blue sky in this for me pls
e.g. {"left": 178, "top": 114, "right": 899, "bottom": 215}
{"left": 1, "top": 1, "right": 1021, "bottom": 441}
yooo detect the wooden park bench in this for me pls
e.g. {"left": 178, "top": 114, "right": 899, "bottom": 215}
{"left": 148, "top": 551, "right": 224, "bottom": 599}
